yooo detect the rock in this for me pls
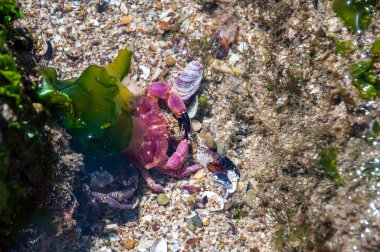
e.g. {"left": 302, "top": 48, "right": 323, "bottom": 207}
{"left": 142, "top": 215, "right": 153, "bottom": 223}
{"left": 188, "top": 223, "right": 196, "bottom": 231}
{"left": 192, "top": 169, "right": 206, "bottom": 179}
{"left": 205, "top": 133, "right": 216, "bottom": 149}
{"left": 123, "top": 240, "right": 138, "bottom": 250}
{"left": 157, "top": 193, "right": 170, "bottom": 206}
{"left": 203, "top": 220, "right": 210, "bottom": 226}
{"left": 120, "top": 15, "right": 133, "bottom": 25}
{"left": 165, "top": 55, "right": 176, "bottom": 67}
{"left": 65, "top": 4, "right": 72, "bottom": 12}
{"left": 217, "top": 143, "right": 228, "bottom": 156}
{"left": 191, "top": 120, "right": 202, "bottom": 132}
{"left": 109, "top": 233, "right": 120, "bottom": 242}
{"left": 190, "top": 215, "right": 203, "bottom": 228}
{"left": 157, "top": 20, "right": 172, "bottom": 31}
{"left": 246, "top": 189, "right": 256, "bottom": 208}
{"left": 154, "top": 2, "right": 163, "bottom": 10}
{"left": 240, "top": 234, "right": 247, "bottom": 241}
{"left": 120, "top": 2, "right": 128, "bottom": 15}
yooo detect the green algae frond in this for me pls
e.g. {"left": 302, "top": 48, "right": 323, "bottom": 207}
{"left": 319, "top": 147, "right": 344, "bottom": 185}
{"left": 335, "top": 40, "right": 356, "bottom": 55}
{"left": 349, "top": 59, "right": 379, "bottom": 99}
{"left": 332, "top": 0, "right": 375, "bottom": 34}
{"left": 37, "top": 47, "right": 134, "bottom": 154}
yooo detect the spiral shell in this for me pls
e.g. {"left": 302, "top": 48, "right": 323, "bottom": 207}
{"left": 173, "top": 61, "right": 203, "bottom": 101}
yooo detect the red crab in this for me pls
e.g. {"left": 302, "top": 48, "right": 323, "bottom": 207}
{"left": 125, "top": 82, "right": 202, "bottom": 193}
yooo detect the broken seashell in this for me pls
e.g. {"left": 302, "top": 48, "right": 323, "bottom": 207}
{"left": 201, "top": 191, "right": 224, "bottom": 211}
{"left": 187, "top": 95, "right": 198, "bottom": 119}
{"left": 173, "top": 61, "right": 203, "bottom": 102}
{"left": 150, "top": 239, "right": 167, "bottom": 252}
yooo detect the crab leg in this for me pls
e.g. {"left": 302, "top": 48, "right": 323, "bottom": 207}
{"left": 139, "top": 167, "right": 165, "bottom": 193}
{"left": 91, "top": 192, "right": 139, "bottom": 210}
{"left": 156, "top": 164, "right": 201, "bottom": 178}
{"left": 147, "top": 82, "right": 191, "bottom": 136}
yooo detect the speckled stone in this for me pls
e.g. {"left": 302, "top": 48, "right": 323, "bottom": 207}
{"left": 157, "top": 193, "right": 170, "bottom": 206}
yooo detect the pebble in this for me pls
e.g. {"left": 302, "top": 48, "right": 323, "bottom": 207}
{"left": 205, "top": 133, "right": 216, "bottom": 149}
{"left": 157, "top": 193, "right": 170, "bottom": 206}
{"left": 120, "top": 15, "right": 133, "bottom": 25}
{"left": 104, "top": 223, "right": 118, "bottom": 233}
{"left": 123, "top": 240, "right": 138, "bottom": 250}
{"left": 240, "top": 234, "right": 247, "bottom": 241}
{"left": 109, "top": 233, "right": 120, "bottom": 242}
{"left": 120, "top": 2, "right": 128, "bottom": 15}
{"left": 217, "top": 143, "right": 228, "bottom": 156}
{"left": 154, "top": 2, "right": 163, "bottom": 10}
{"left": 192, "top": 169, "right": 206, "bottom": 179}
{"left": 191, "top": 120, "right": 202, "bottom": 132}
{"left": 188, "top": 223, "right": 196, "bottom": 231}
{"left": 190, "top": 215, "right": 203, "bottom": 228}
{"left": 157, "top": 20, "right": 172, "bottom": 31}
{"left": 165, "top": 55, "right": 176, "bottom": 67}
{"left": 65, "top": 4, "right": 72, "bottom": 12}
{"left": 246, "top": 189, "right": 256, "bottom": 209}
{"left": 203, "top": 220, "right": 210, "bottom": 227}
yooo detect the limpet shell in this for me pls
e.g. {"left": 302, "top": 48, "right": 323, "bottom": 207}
{"left": 173, "top": 61, "right": 203, "bottom": 101}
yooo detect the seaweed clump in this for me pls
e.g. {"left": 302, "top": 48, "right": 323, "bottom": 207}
{"left": 349, "top": 40, "right": 380, "bottom": 99}
{"left": 37, "top": 48, "right": 135, "bottom": 154}
{"left": 319, "top": 147, "right": 344, "bottom": 185}
{"left": 332, "top": 0, "right": 376, "bottom": 34}
{"left": 0, "top": 0, "right": 55, "bottom": 248}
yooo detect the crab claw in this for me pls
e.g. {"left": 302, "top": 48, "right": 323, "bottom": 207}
{"left": 178, "top": 113, "right": 190, "bottom": 138}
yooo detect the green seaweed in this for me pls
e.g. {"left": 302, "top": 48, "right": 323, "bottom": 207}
{"left": 335, "top": 40, "right": 356, "bottom": 55}
{"left": 0, "top": 26, "right": 21, "bottom": 103}
{"left": 349, "top": 59, "right": 379, "bottom": 99}
{"left": 0, "top": 0, "right": 24, "bottom": 23}
{"left": 370, "top": 39, "right": 380, "bottom": 57}
{"left": 332, "top": 0, "right": 375, "bottom": 34}
{"left": 37, "top": 47, "right": 134, "bottom": 154}
{"left": 319, "top": 147, "right": 344, "bottom": 185}
{"left": 360, "top": 159, "right": 380, "bottom": 182}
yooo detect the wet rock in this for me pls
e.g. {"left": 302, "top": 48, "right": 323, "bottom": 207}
{"left": 165, "top": 55, "right": 176, "bottom": 67}
{"left": 157, "top": 193, "right": 170, "bottom": 206}
{"left": 205, "top": 133, "right": 216, "bottom": 149}
{"left": 188, "top": 223, "right": 196, "bottom": 231}
{"left": 191, "top": 215, "right": 203, "bottom": 228}
{"left": 123, "top": 240, "right": 138, "bottom": 250}
{"left": 191, "top": 120, "right": 202, "bottom": 132}
{"left": 246, "top": 189, "right": 257, "bottom": 209}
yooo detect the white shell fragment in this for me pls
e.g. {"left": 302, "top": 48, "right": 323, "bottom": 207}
{"left": 225, "top": 169, "right": 239, "bottom": 197}
{"left": 150, "top": 239, "right": 167, "bottom": 252}
{"left": 174, "top": 61, "right": 203, "bottom": 101}
{"left": 139, "top": 65, "right": 150, "bottom": 80}
{"left": 187, "top": 95, "right": 198, "bottom": 119}
{"left": 201, "top": 191, "right": 224, "bottom": 212}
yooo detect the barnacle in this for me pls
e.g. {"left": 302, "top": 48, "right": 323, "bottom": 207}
{"left": 37, "top": 47, "right": 134, "bottom": 153}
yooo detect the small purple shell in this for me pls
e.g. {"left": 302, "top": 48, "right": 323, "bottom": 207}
{"left": 173, "top": 61, "right": 203, "bottom": 101}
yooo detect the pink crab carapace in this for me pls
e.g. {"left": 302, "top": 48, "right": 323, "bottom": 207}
{"left": 125, "top": 82, "right": 201, "bottom": 193}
